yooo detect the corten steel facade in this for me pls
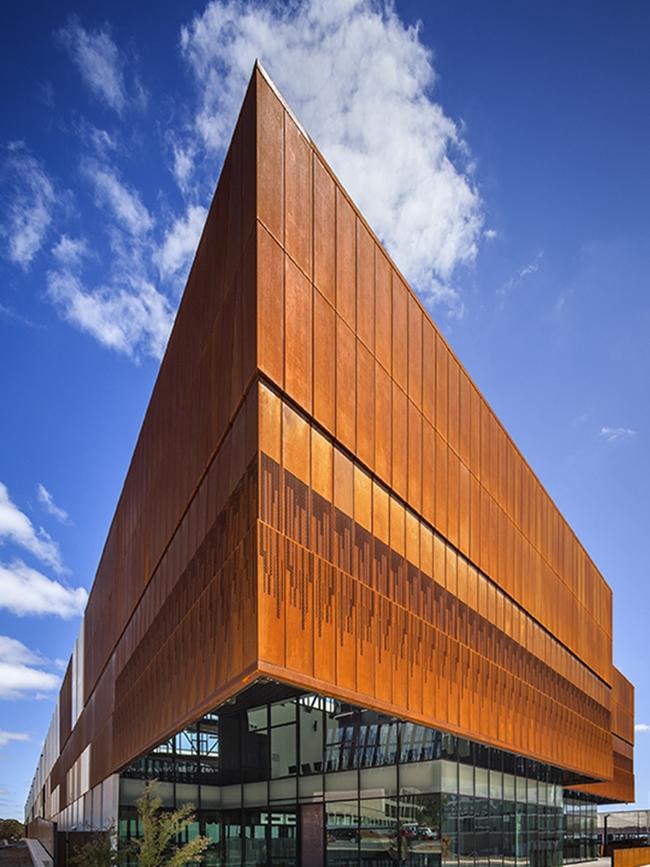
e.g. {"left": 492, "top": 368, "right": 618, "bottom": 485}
{"left": 25, "top": 65, "right": 634, "bottom": 865}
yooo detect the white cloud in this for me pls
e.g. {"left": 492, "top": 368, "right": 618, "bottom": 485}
{"left": 0, "top": 730, "right": 29, "bottom": 749}
{"left": 83, "top": 161, "right": 153, "bottom": 236}
{"left": 156, "top": 204, "right": 207, "bottom": 279}
{"left": 0, "top": 635, "right": 44, "bottom": 666}
{"left": 179, "top": 0, "right": 483, "bottom": 310}
{"left": 600, "top": 426, "right": 637, "bottom": 442}
{"left": 497, "top": 250, "right": 544, "bottom": 299}
{"left": 635, "top": 723, "right": 650, "bottom": 733}
{"left": 58, "top": 19, "right": 127, "bottom": 114}
{"left": 484, "top": 228, "right": 498, "bottom": 240}
{"left": 0, "top": 635, "right": 60, "bottom": 700}
{"left": 52, "top": 234, "right": 88, "bottom": 269}
{"left": 89, "top": 126, "right": 117, "bottom": 155}
{"left": 171, "top": 141, "right": 197, "bottom": 192}
{"left": 0, "top": 482, "right": 64, "bottom": 574}
{"left": 0, "top": 560, "right": 86, "bottom": 619}
{"left": 1, "top": 144, "right": 55, "bottom": 268}
{"left": 44, "top": 156, "right": 173, "bottom": 360}
{"left": 519, "top": 256, "right": 542, "bottom": 278}
{"left": 47, "top": 269, "right": 174, "bottom": 360}
{"left": 72, "top": 117, "right": 118, "bottom": 158}
{"left": 36, "top": 483, "right": 70, "bottom": 524}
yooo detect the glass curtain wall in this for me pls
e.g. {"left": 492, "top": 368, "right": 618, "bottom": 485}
{"left": 562, "top": 797, "right": 599, "bottom": 864}
{"left": 118, "top": 688, "right": 597, "bottom": 867}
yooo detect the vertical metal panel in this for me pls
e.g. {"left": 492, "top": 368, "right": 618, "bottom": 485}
{"left": 356, "top": 219, "right": 375, "bottom": 353}
{"left": 374, "top": 360, "right": 392, "bottom": 483}
{"left": 421, "top": 418, "right": 435, "bottom": 526}
{"left": 335, "top": 189, "right": 356, "bottom": 329}
{"left": 257, "top": 71, "right": 284, "bottom": 241}
{"left": 311, "top": 426, "right": 333, "bottom": 501}
{"left": 335, "top": 315, "right": 356, "bottom": 452}
{"left": 391, "top": 273, "right": 408, "bottom": 392}
{"left": 257, "top": 224, "right": 285, "bottom": 385}
{"left": 435, "top": 332, "right": 449, "bottom": 443}
{"left": 284, "top": 112, "right": 313, "bottom": 277}
{"left": 391, "top": 383, "right": 407, "bottom": 501}
{"left": 284, "top": 255, "right": 313, "bottom": 413}
{"left": 356, "top": 340, "right": 375, "bottom": 469}
{"left": 407, "top": 294, "right": 422, "bottom": 407}
{"left": 374, "top": 250, "right": 392, "bottom": 374}
{"left": 422, "top": 318, "right": 435, "bottom": 425}
{"left": 282, "top": 401, "right": 310, "bottom": 482}
{"left": 313, "top": 156, "right": 335, "bottom": 305}
{"left": 407, "top": 399, "right": 422, "bottom": 515}
{"left": 259, "top": 381, "right": 281, "bottom": 463}
{"left": 313, "top": 289, "right": 335, "bottom": 434}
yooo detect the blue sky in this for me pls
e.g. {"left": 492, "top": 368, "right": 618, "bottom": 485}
{"left": 1, "top": 0, "right": 648, "bottom": 820}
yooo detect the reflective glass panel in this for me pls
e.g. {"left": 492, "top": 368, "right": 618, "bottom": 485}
{"left": 299, "top": 700, "right": 323, "bottom": 776}
{"left": 243, "top": 808, "right": 267, "bottom": 867}
{"left": 327, "top": 800, "right": 359, "bottom": 865}
{"left": 267, "top": 808, "right": 297, "bottom": 865}
{"left": 401, "top": 793, "right": 443, "bottom": 866}
{"left": 359, "top": 797, "right": 398, "bottom": 864}
{"left": 271, "top": 724, "right": 297, "bottom": 779}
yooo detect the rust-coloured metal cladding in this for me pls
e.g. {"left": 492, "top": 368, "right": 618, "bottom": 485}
{"left": 374, "top": 248, "right": 392, "bottom": 374}
{"left": 257, "top": 223, "right": 284, "bottom": 386}
{"left": 313, "top": 156, "right": 335, "bottom": 305}
{"left": 613, "top": 848, "right": 650, "bottom": 867}
{"left": 257, "top": 70, "right": 284, "bottom": 242}
{"left": 374, "top": 360, "right": 392, "bottom": 482}
{"left": 284, "top": 110, "right": 312, "bottom": 278}
{"left": 249, "top": 64, "right": 630, "bottom": 793}
{"left": 355, "top": 340, "right": 375, "bottom": 469}
{"left": 335, "top": 187, "right": 356, "bottom": 330}
{"left": 356, "top": 219, "right": 375, "bottom": 353}
{"left": 48, "top": 70, "right": 263, "bottom": 807}
{"left": 335, "top": 315, "right": 356, "bottom": 453}
{"left": 312, "top": 288, "right": 335, "bottom": 433}
{"left": 259, "top": 389, "right": 613, "bottom": 779}
{"left": 284, "top": 255, "right": 313, "bottom": 414}
{"left": 28, "top": 63, "right": 633, "bottom": 826}
{"left": 573, "top": 669, "right": 635, "bottom": 802}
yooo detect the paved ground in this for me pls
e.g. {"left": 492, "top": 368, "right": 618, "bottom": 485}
{"left": 0, "top": 839, "right": 53, "bottom": 867}
{"left": 0, "top": 840, "right": 33, "bottom": 866}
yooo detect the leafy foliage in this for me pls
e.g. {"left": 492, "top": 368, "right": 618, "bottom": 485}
{"left": 0, "top": 818, "right": 24, "bottom": 842}
{"left": 69, "top": 828, "right": 120, "bottom": 867}
{"left": 133, "top": 781, "right": 209, "bottom": 867}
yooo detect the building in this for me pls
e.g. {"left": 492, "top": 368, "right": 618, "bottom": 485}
{"left": 599, "top": 810, "right": 650, "bottom": 850}
{"left": 25, "top": 63, "right": 634, "bottom": 867}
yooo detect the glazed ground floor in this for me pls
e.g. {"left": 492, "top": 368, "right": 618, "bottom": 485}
{"left": 114, "top": 680, "right": 603, "bottom": 867}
